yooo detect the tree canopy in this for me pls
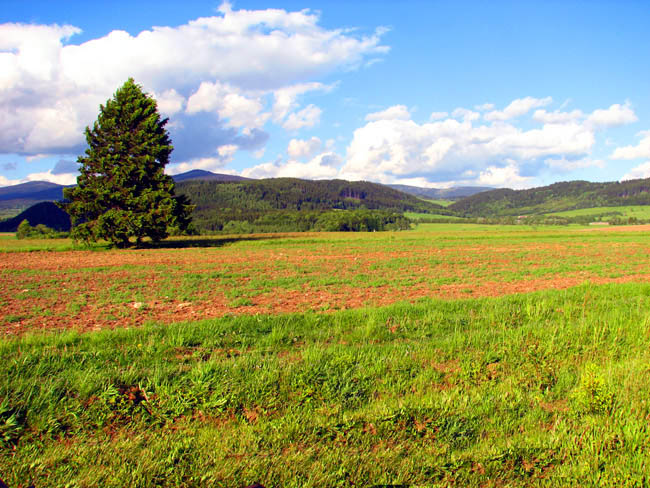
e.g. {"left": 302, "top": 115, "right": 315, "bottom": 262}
{"left": 62, "top": 78, "right": 193, "bottom": 247}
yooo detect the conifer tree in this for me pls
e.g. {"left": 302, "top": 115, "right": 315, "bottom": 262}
{"left": 63, "top": 78, "right": 193, "bottom": 247}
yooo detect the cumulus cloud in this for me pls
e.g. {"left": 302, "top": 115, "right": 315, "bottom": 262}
{"left": 242, "top": 151, "right": 341, "bottom": 179}
{"left": 271, "top": 82, "right": 332, "bottom": 122}
{"left": 621, "top": 161, "right": 650, "bottom": 181}
{"left": 544, "top": 156, "right": 604, "bottom": 171}
{"left": 477, "top": 163, "right": 534, "bottom": 187}
{"left": 429, "top": 111, "right": 448, "bottom": 121}
{"left": 0, "top": 175, "right": 19, "bottom": 187}
{"left": 24, "top": 169, "right": 77, "bottom": 185}
{"left": 451, "top": 108, "right": 480, "bottom": 122}
{"left": 586, "top": 103, "right": 637, "bottom": 129}
{"left": 282, "top": 104, "right": 322, "bottom": 130}
{"left": 154, "top": 89, "right": 185, "bottom": 116}
{"left": 0, "top": 3, "right": 387, "bottom": 164}
{"left": 287, "top": 137, "right": 322, "bottom": 159}
{"left": 365, "top": 105, "right": 410, "bottom": 122}
{"left": 485, "top": 96, "right": 552, "bottom": 121}
{"left": 339, "top": 96, "right": 634, "bottom": 188}
{"left": 610, "top": 130, "right": 650, "bottom": 160}
{"left": 533, "top": 109, "right": 583, "bottom": 124}
{"left": 170, "top": 144, "right": 240, "bottom": 174}
{"left": 474, "top": 103, "right": 495, "bottom": 111}
{"left": 185, "top": 81, "right": 269, "bottom": 129}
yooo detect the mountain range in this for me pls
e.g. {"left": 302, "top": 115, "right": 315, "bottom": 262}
{"left": 2, "top": 169, "right": 650, "bottom": 232}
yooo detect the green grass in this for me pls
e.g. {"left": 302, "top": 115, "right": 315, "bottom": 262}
{"left": 547, "top": 205, "right": 650, "bottom": 220}
{"left": 3, "top": 283, "right": 650, "bottom": 486}
{"left": 420, "top": 199, "right": 455, "bottom": 207}
{"left": 0, "top": 233, "right": 81, "bottom": 252}
{"left": 404, "top": 211, "right": 462, "bottom": 221}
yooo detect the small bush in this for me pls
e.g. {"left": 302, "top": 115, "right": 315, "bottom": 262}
{"left": 15, "top": 219, "right": 69, "bottom": 239}
{"left": 571, "top": 364, "right": 615, "bottom": 416}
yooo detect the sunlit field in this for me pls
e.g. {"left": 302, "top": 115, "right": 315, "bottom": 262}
{"left": 2, "top": 224, "right": 650, "bottom": 486}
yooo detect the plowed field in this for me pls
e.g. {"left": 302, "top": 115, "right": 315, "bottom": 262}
{"left": 2, "top": 225, "right": 650, "bottom": 335}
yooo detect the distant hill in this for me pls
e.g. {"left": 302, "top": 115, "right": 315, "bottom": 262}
{"left": 5, "top": 173, "right": 650, "bottom": 232}
{"left": 0, "top": 171, "right": 246, "bottom": 214}
{"left": 0, "top": 181, "right": 68, "bottom": 213}
{"left": 388, "top": 184, "right": 493, "bottom": 200}
{"left": 449, "top": 178, "right": 650, "bottom": 216}
{"left": 171, "top": 169, "right": 251, "bottom": 183}
{"left": 0, "top": 201, "right": 71, "bottom": 232}
{"left": 176, "top": 178, "right": 448, "bottom": 232}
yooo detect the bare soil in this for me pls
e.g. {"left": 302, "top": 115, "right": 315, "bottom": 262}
{"left": 2, "top": 237, "right": 649, "bottom": 335}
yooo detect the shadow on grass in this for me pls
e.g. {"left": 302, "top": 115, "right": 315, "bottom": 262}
{"left": 137, "top": 234, "right": 289, "bottom": 249}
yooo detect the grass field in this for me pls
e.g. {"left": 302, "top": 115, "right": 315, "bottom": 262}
{"left": 547, "top": 205, "right": 650, "bottom": 220}
{"left": 2, "top": 224, "right": 650, "bottom": 486}
{"left": 419, "top": 199, "right": 454, "bottom": 207}
{"left": 404, "top": 211, "right": 460, "bottom": 221}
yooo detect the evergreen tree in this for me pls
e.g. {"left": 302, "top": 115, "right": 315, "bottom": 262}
{"left": 62, "top": 78, "right": 193, "bottom": 247}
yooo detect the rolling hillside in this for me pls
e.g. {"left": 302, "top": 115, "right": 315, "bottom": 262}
{"left": 176, "top": 178, "right": 447, "bottom": 231}
{"left": 0, "top": 201, "right": 71, "bottom": 232}
{"left": 4, "top": 171, "right": 650, "bottom": 232}
{"left": 170, "top": 169, "right": 251, "bottom": 183}
{"left": 449, "top": 178, "right": 650, "bottom": 217}
{"left": 0, "top": 181, "right": 69, "bottom": 215}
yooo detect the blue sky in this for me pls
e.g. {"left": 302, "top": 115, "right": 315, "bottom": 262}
{"left": 2, "top": 0, "right": 650, "bottom": 189}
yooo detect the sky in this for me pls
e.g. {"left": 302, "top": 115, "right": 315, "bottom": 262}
{"left": 2, "top": 0, "right": 650, "bottom": 189}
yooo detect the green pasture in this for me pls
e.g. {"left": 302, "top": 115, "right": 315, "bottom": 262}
{"left": 3, "top": 225, "right": 650, "bottom": 486}
{"left": 547, "top": 205, "right": 650, "bottom": 220}
{"left": 420, "top": 199, "right": 454, "bottom": 207}
{"left": 404, "top": 211, "right": 461, "bottom": 221}
{"left": 2, "top": 283, "right": 650, "bottom": 486}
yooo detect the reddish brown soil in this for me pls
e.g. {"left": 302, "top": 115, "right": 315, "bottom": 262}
{"left": 581, "top": 224, "right": 650, "bottom": 232}
{"left": 2, "top": 238, "right": 650, "bottom": 336}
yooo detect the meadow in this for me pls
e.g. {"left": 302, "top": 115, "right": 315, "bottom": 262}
{"left": 2, "top": 224, "right": 650, "bottom": 486}
{"left": 547, "top": 205, "right": 650, "bottom": 221}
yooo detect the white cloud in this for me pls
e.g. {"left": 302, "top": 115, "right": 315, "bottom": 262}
{"left": 544, "top": 156, "right": 604, "bottom": 171}
{"left": 611, "top": 130, "right": 650, "bottom": 160}
{"left": 477, "top": 163, "right": 533, "bottom": 188}
{"left": 282, "top": 104, "right": 322, "bottom": 130}
{"left": 429, "top": 111, "right": 448, "bottom": 121}
{"left": 451, "top": 108, "right": 480, "bottom": 122}
{"left": 169, "top": 143, "right": 241, "bottom": 174}
{"left": 272, "top": 82, "right": 331, "bottom": 122}
{"left": 0, "top": 175, "right": 20, "bottom": 187}
{"left": 154, "top": 89, "right": 185, "bottom": 116}
{"left": 185, "top": 81, "right": 268, "bottom": 129}
{"left": 621, "top": 161, "right": 650, "bottom": 181}
{"left": 287, "top": 136, "right": 322, "bottom": 159}
{"left": 485, "top": 96, "right": 552, "bottom": 121}
{"left": 171, "top": 157, "right": 235, "bottom": 175}
{"left": 586, "top": 103, "right": 637, "bottom": 129}
{"left": 25, "top": 169, "right": 77, "bottom": 185}
{"left": 532, "top": 109, "right": 583, "bottom": 124}
{"left": 339, "top": 97, "right": 612, "bottom": 186}
{"left": 242, "top": 151, "right": 341, "bottom": 179}
{"left": 474, "top": 103, "right": 495, "bottom": 111}
{"left": 365, "top": 105, "right": 410, "bottom": 122}
{"left": 0, "top": 4, "right": 387, "bottom": 160}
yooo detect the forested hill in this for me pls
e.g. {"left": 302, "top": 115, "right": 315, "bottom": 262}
{"left": 176, "top": 178, "right": 447, "bottom": 231}
{"left": 449, "top": 178, "right": 650, "bottom": 216}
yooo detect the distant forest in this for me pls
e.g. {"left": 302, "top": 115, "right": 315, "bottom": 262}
{"left": 4, "top": 175, "right": 650, "bottom": 234}
{"left": 176, "top": 178, "right": 446, "bottom": 232}
{"left": 449, "top": 178, "right": 650, "bottom": 216}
